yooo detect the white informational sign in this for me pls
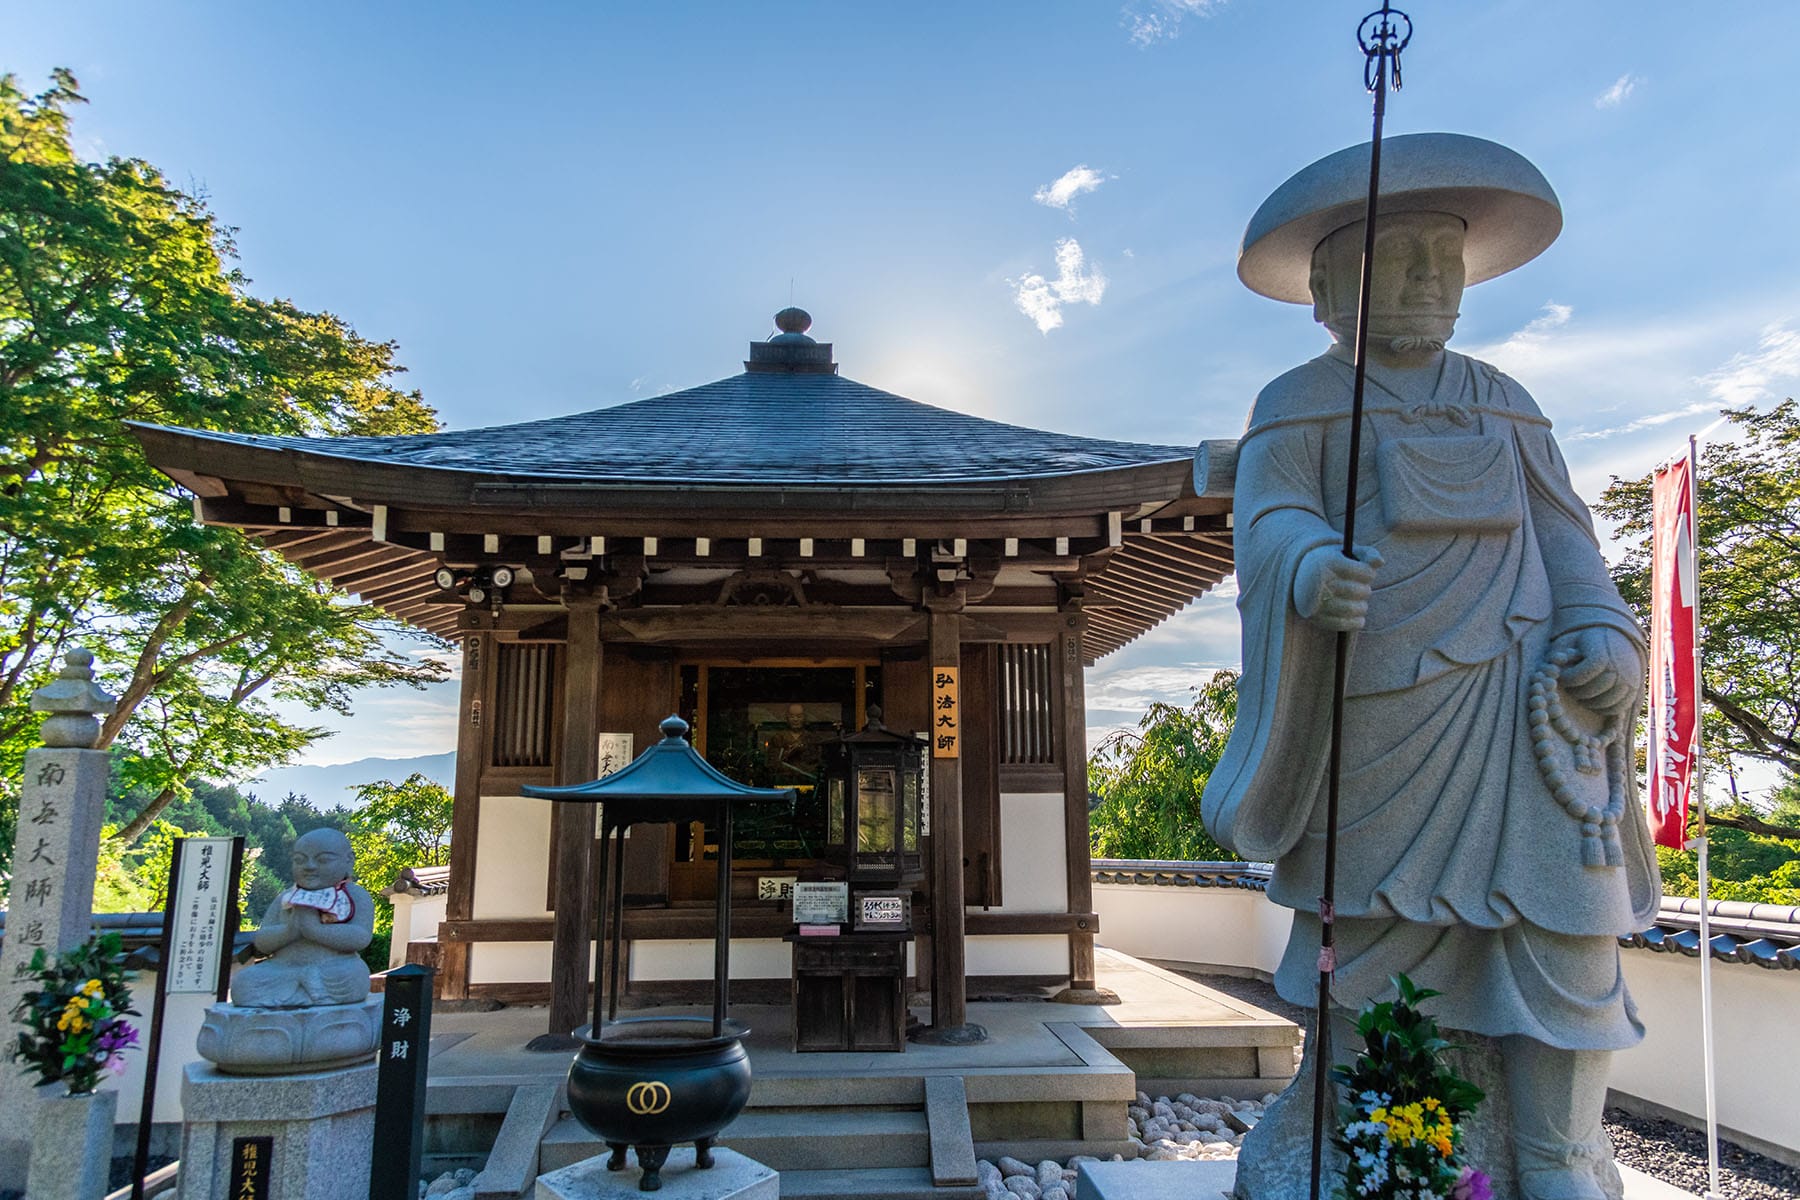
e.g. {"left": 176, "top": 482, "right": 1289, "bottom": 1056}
{"left": 167, "top": 837, "right": 235, "bottom": 995}
{"left": 791, "top": 881, "right": 849, "bottom": 925}
{"left": 594, "top": 732, "right": 635, "bottom": 834}
{"left": 858, "top": 894, "right": 907, "bottom": 927}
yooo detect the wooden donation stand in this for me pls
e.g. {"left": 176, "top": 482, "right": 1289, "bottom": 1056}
{"left": 786, "top": 884, "right": 912, "bottom": 1052}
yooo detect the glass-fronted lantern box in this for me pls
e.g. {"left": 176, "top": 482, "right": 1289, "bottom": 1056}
{"left": 822, "top": 711, "right": 926, "bottom": 886}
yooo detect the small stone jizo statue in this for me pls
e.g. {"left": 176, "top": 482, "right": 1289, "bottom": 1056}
{"left": 231, "top": 829, "right": 374, "bottom": 1009}
{"left": 1204, "top": 134, "right": 1660, "bottom": 1200}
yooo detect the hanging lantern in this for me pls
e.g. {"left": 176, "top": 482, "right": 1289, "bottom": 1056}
{"left": 821, "top": 708, "right": 926, "bottom": 886}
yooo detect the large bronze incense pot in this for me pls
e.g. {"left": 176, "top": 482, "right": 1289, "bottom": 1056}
{"left": 567, "top": 1017, "right": 753, "bottom": 1188}
{"left": 523, "top": 716, "right": 792, "bottom": 1191}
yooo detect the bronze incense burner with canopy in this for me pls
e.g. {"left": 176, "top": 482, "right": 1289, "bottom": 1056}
{"left": 523, "top": 715, "right": 795, "bottom": 1191}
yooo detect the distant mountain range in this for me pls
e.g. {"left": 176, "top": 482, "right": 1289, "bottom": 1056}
{"left": 245, "top": 752, "right": 456, "bottom": 811}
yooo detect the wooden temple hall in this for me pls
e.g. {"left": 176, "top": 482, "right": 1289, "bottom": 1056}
{"left": 132, "top": 309, "right": 1236, "bottom": 1041}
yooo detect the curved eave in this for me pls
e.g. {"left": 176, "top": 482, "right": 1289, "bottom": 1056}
{"left": 128, "top": 421, "right": 1197, "bottom": 516}
{"left": 129, "top": 421, "right": 1237, "bottom": 658}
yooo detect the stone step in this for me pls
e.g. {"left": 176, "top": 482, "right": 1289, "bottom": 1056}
{"left": 778, "top": 1166, "right": 986, "bottom": 1200}
{"left": 539, "top": 1108, "right": 932, "bottom": 1174}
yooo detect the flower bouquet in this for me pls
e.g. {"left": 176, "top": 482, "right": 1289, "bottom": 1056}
{"left": 10, "top": 932, "right": 140, "bottom": 1095}
{"left": 1332, "top": 974, "right": 1488, "bottom": 1200}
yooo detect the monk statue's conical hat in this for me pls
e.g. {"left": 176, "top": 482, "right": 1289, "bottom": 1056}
{"left": 1238, "top": 132, "right": 1562, "bottom": 304}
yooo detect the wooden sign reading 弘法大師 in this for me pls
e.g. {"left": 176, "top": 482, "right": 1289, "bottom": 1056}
{"left": 931, "top": 667, "right": 959, "bottom": 759}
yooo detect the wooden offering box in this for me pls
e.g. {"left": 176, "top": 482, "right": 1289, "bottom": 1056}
{"left": 784, "top": 931, "right": 912, "bottom": 1053}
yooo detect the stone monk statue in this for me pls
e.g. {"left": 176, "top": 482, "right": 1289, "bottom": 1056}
{"left": 1202, "top": 134, "right": 1660, "bottom": 1200}
{"left": 232, "top": 828, "right": 374, "bottom": 1008}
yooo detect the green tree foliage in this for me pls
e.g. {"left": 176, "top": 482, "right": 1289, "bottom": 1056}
{"left": 339, "top": 773, "right": 453, "bottom": 902}
{"left": 339, "top": 773, "right": 453, "bottom": 972}
{"left": 1595, "top": 400, "right": 1800, "bottom": 902}
{"left": 0, "top": 72, "right": 448, "bottom": 870}
{"left": 1595, "top": 400, "right": 1800, "bottom": 778}
{"left": 1087, "top": 670, "right": 1240, "bottom": 862}
{"left": 1654, "top": 779, "right": 1800, "bottom": 906}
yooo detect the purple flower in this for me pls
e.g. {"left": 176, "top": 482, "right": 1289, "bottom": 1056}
{"left": 1452, "top": 1167, "right": 1493, "bottom": 1200}
{"left": 95, "top": 1021, "right": 139, "bottom": 1055}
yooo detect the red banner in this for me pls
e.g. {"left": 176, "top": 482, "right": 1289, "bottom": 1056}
{"left": 1648, "top": 452, "right": 1699, "bottom": 849}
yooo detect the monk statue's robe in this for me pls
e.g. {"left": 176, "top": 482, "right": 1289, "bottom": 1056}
{"left": 1202, "top": 345, "right": 1661, "bottom": 1050}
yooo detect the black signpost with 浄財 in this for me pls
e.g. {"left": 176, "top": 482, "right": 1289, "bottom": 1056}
{"left": 370, "top": 963, "right": 435, "bottom": 1200}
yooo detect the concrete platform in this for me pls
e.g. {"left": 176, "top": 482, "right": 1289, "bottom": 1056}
{"left": 421, "top": 947, "right": 1299, "bottom": 1196}
{"left": 1070, "top": 1159, "right": 1698, "bottom": 1200}
{"left": 426, "top": 949, "right": 1294, "bottom": 1091}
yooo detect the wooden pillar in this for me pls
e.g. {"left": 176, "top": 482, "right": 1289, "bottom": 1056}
{"left": 1060, "top": 620, "right": 1096, "bottom": 990}
{"left": 550, "top": 594, "right": 605, "bottom": 1035}
{"left": 927, "top": 606, "right": 973, "bottom": 1035}
{"left": 440, "top": 631, "right": 489, "bottom": 1000}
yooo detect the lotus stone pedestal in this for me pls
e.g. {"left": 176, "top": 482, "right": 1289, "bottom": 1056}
{"left": 177, "top": 1060, "right": 376, "bottom": 1200}
{"left": 535, "top": 1148, "right": 777, "bottom": 1200}
{"left": 195, "top": 996, "right": 381, "bottom": 1074}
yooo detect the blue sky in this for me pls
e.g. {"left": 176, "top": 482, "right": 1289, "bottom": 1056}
{"left": 14, "top": 3, "right": 1800, "bottom": 788}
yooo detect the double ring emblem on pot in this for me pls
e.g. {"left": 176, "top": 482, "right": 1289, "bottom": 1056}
{"left": 625, "top": 1080, "right": 673, "bottom": 1116}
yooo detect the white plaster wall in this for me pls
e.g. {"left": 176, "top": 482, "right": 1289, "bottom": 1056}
{"left": 472, "top": 794, "right": 552, "bottom": 919}
{"left": 110, "top": 971, "right": 218, "bottom": 1125}
{"left": 387, "top": 892, "right": 447, "bottom": 968}
{"left": 630, "top": 938, "right": 793, "bottom": 981}
{"left": 966, "top": 933, "right": 1067, "bottom": 977}
{"left": 1095, "top": 879, "right": 1800, "bottom": 1160}
{"left": 994, "top": 792, "right": 1067, "bottom": 913}
{"left": 1612, "top": 949, "right": 1800, "bottom": 1157}
{"left": 1093, "top": 882, "right": 1293, "bottom": 976}
{"left": 470, "top": 940, "right": 596, "bottom": 985}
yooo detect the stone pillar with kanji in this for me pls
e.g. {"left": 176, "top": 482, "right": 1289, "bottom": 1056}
{"left": 0, "top": 650, "right": 116, "bottom": 1188}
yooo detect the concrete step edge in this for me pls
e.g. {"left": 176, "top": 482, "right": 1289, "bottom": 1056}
{"left": 778, "top": 1166, "right": 986, "bottom": 1200}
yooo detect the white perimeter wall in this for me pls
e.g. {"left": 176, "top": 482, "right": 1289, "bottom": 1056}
{"left": 1094, "top": 881, "right": 1293, "bottom": 976}
{"left": 109, "top": 971, "right": 218, "bottom": 1125}
{"left": 1612, "top": 949, "right": 1800, "bottom": 1157}
{"left": 388, "top": 892, "right": 447, "bottom": 968}
{"left": 1093, "top": 878, "right": 1799, "bottom": 1160}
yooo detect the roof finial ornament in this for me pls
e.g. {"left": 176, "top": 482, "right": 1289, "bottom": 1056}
{"left": 773, "top": 307, "right": 812, "bottom": 337}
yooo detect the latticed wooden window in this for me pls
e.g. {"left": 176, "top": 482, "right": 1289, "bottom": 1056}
{"left": 490, "top": 643, "right": 558, "bottom": 768}
{"left": 1000, "top": 642, "right": 1057, "bottom": 765}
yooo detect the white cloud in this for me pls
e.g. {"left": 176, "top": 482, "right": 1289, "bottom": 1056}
{"left": 1595, "top": 73, "right": 1640, "bottom": 110}
{"left": 1478, "top": 300, "right": 1573, "bottom": 361}
{"left": 1010, "top": 238, "right": 1108, "bottom": 334}
{"left": 1461, "top": 302, "right": 1800, "bottom": 502}
{"left": 1033, "top": 165, "right": 1112, "bottom": 214}
{"left": 1698, "top": 321, "right": 1800, "bottom": 406}
{"left": 1124, "top": 0, "right": 1224, "bottom": 46}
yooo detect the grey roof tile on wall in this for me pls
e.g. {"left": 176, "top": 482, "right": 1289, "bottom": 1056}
{"left": 189, "top": 372, "right": 1191, "bottom": 486}
{"left": 1086, "top": 860, "right": 1800, "bottom": 972}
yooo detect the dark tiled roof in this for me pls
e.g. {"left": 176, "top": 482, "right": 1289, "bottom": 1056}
{"left": 1087, "top": 861, "right": 1800, "bottom": 971}
{"left": 178, "top": 372, "right": 1190, "bottom": 486}
{"left": 384, "top": 864, "right": 451, "bottom": 897}
{"left": 0, "top": 910, "right": 257, "bottom": 970}
{"left": 1090, "top": 858, "right": 1274, "bottom": 891}
{"left": 1621, "top": 897, "right": 1800, "bottom": 971}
